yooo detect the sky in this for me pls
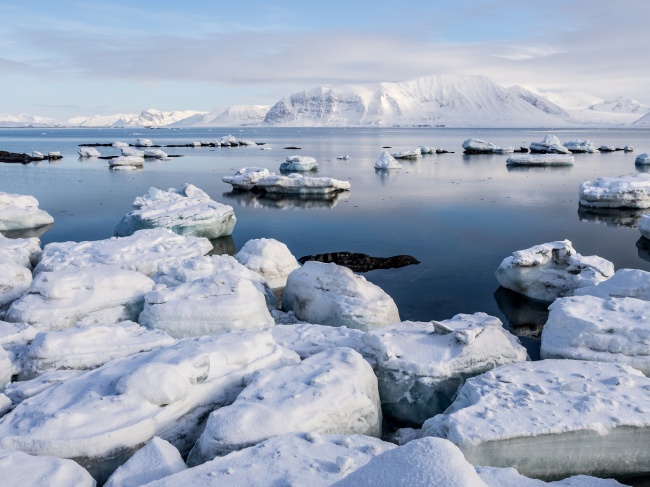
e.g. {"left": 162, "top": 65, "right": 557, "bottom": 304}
{"left": 1, "top": 0, "right": 648, "bottom": 119}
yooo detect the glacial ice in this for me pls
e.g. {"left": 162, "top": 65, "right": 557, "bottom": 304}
{"left": 35, "top": 228, "right": 212, "bottom": 277}
{"left": 636, "top": 153, "right": 650, "bottom": 165}
{"left": 495, "top": 240, "right": 614, "bottom": 302}
{"left": 145, "top": 432, "right": 395, "bottom": 487}
{"left": 506, "top": 155, "right": 574, "bottom": 166}
{"left": 462, "top": 138, "right": 497, "bottom": 153}
{"left": 529, "top": 135, "right": 570, "bottom": 154}
{"left": 280, "top": 155, "right": 319, "bottom": 171}
{"left": 78, "top": 147, "right": 101, "bottom": 157}
{"left": 0, "top": 448, "right": 95, "bottom": 487}
{"left": 363, "top": 313, "right": 527, "bottom": 425}
{"left": 255, "top": 173, "right": 351, "bottom": 195}
{"left": 222, "top": 167, "right": 272, "bottom": 190}
{"left": 114, "top": 184, "right": 236, "bottom": 239}
{"left": 563, "top": 139, "right": 596, "bottom": 153}
{"left": 134, "top": 138, "right": 153, "bottom": 147}
{"left": 108, "top": 156, "right": 144, "bottom": 169}
{"left": 271, "top": 322, "right": 369, "bottom": 360}
{"left": 420, "top": 360, "right": 650, "bottom": 479}
{"left": 234, "top": 238, "right": 300, "bottom": 289}
{"left": 579, "top": 174, "right": 650, "bottom": 208}
{"left": 374, "top": 151, "right": 402, "bottom": 169}
{"left": 188, "top": 347, "right": 381, "bottom": 464}
{"left": 0, "top": 192, "right": 54, "bottom": 231}
{"left": 283, "top": 261, "right": 400, "bottom": 331}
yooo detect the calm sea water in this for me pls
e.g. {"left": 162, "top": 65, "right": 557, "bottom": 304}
{"left": 2, "top": 126, "right": 650, "bottom": 359}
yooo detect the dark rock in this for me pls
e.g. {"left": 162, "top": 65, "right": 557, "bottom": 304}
{"left": 463, "top": 150, "right": 492, "bottom": 154}
{"left": 298, "top": 252, "right": 420, "bottom": 272}
{"left": 78, "top": 143, "right": 113, "bottom": 147}
{"left": 382, "top": 146, "right": 392, "bottom": 149}
{"left": 0, "top": 151, "right": 38, "bottom": 163}
{"left": 283, "top": 146, "right": 302, "bottom": 150}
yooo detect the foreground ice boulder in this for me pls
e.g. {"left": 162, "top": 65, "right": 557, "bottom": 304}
{"left": 5, "top": 265, "right": 154, "bottom": 330}
{"left": 506, "top": 155, "right": 574, "bottom": 166}
{"left": 280, "top": 155, "right": 318, "bottom": 171}
{"left": 579, "top": 174, "right": 650, "bottom": 208}
{"left": 234, "top": 238, "right": 300, "bottom": 289}
{"left": 541, "top": 295, "right": 650, "bottom": 374}
{"left": 283, "top": 261, "right": 400, "bottom": 331}
{"left": 189, "top": 347, "right": 381, "bottom": 464}
{"left": 35, "top": 228, "right": 212, "bottom": 277}
{"left": 495, "top": 240, "right": 614, "bottom": 302}
{"left": 222, "top": 167, "right": 272, "bottom": 191}
{"left": 529, "top": 135, "right": 570, "bottom": 154}
{"left": 255, "top": 173, "right": 350, "bottom": 195}
{"left": 147, "top": 432, "right": 394, "bottom": 487}
{"left": 420, "top": 360, "right": 650, "bottom": 479}
{"left": 462, "top": 138, "right": 497, "bottom": 154}
{"left": 374, "top": 151, "right": 402, "bottom": 169}
{"left": 563, "top": 139, "right": 596, "bottom": 153}
{"left": 0, "top": 192, "right": 54, "bottom": 231}
{"left": 0, "top": 330, "right": 295, "bottom": 483}
{"left": 114, "top": 184, "right": 236, "bottom": 239}
{"left": 0, "top": 448, "right": 95, "bottom": 487}
{"left": 363, "top": 313, "right": 527, "bottom": 425}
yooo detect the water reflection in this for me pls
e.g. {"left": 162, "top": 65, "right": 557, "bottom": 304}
{"left": 506, "top": 165, "right": 573, "bottom": 174}
{"left": 221, "top": 190, "right": 348, "bottom": 210}
{"left": 636, "top": 165, "right": 650, "bottom": 174}
{"left": 209, "top": 235, "right": 236, "bottom": 256}
{"left": 493, "top": 286, "right": 549, "bottom": 339}
{"left": 578, "top": 205, "right": 649, "bottom": 228}
{"left": 0, "top": 223, "right": 54, "bottom": 239}
{"left": 375, "top": 168, "right": 401, "bottom": 185}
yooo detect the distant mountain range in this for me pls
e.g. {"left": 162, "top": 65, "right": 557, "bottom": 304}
{"left": 2, "top": 75, "right": 649, "bottom": 128}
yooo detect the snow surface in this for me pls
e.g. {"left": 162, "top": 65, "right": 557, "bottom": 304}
{"left": 575, "top": 268, "right": 650, "bottom": 300}
{"left": 0, "top": 192, "right": 54, "bottom": 231}
{"left": 506, "top": 155, "right": 574, "bottom": 166}
{"left": 0, "top": 448, "right": 95, "bottom": 486}
{"left": 4, "top": 369, "right": 84, "bottom": 406}
{"left": 280, "top": 155, "right": 319, "bottom": 171}
{"left": 283, "top": 261, "right": 400, "bottom": 331}
{"left": 222, "top": 167, "right": 272, "bottom": 190}
{"left": 114, "top": 184, "right": 236, "bottom": 239}
{"left": 271, "top": 322, "right": 369, "bottom": 360}
{"left": 374, "top": 151, "right": 402, "bottom": 169}
{"left": 363, "top": 313, "right": 527, "bottom": 425}
{"left": 579, "top": 174, "right": 650, "bottom": 208}
{"left": 255, "top": 173, "right": 350, "bottom": 195}
{"left": 234, "top": 238, "right": 300, "bottom": 289}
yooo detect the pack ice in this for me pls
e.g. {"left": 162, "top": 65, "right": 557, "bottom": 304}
{"left": 283, "top": 261, "right": 400, "bottom": 331}
{"left": 234, "top": 238, "right": 300, "bottom": 289}
{"left": 374, "top": 151, "right": 402, "bottom": 169}
{"left": 114, "top": 184, "right": 236, "bottom": 239}
{"left": 420, "top": 360, "right": 650, "bottom": 479}
{"left": 495, "top": 240, "right": 614, "bottom": 302}
{"left": 222, "top": 167, "right": 272, "bottom": 190}
{"left": 0, "top": 192, "right": 54, "bottom": 231}
{"left": 255, "top": 173, "right": 350, "bottom": 195}
{"left": 579, "top": 174, "right": 650, "bottom": 208}
{"left": 363, "top": 313, "right": 527, "bottom": 425}
{"left": 280, "top": 155, "right": 318, "bottom": 171}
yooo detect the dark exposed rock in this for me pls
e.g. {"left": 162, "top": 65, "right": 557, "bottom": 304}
{"left": 0, "top": 150, "right": 62, "bottom": 163}
{"left": 283, "top": 146, "right": 302, "bottom": 150}
{"left": 382, "top": 146, "right": 392, "bottom": 148}
{"left": 298, "top": 252, "right": 420, "bottom": 272}
{"left": 78, "top": 143, "right": 113, "bottom": 147}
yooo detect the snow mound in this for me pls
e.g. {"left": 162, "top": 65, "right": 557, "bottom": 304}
{"left": 506, "top": 155, "right": 574, "bottom": 166}
{"left": 222, "top": 167, "right": 272, "bottom": 191}
{"left": 234, "top": 238, "right": 300, "bottom": 289}
{"left": 0, "top": 192, "right": 54, "bottom": 231}
{"left": 579, "top": 174, "right": 650, "bottom": 208}
{"left": 256, "top": 173, "right": 350, "bottom": 195}
{"left": 374, "top": 151, "right": 402, "bottom": 169}
{"left": 280, "top": 155, "right": 318, "bottom": 171}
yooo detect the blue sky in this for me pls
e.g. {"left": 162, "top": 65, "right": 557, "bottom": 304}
{"left": 1, "top": 0, "right": 647, "bottom": 119}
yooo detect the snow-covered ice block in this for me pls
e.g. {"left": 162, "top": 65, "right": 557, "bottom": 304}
{"left": 32, "top": 151, "right": 44, "bottom": 159}
{"left": 145, "top": 432, "right": 395, "bottom": 487}
{"left": 238, "top": 139, "right": 257, "bottom": 146}
{"left": 0, "top": 192, "right": 54, "bottom": 231}
{"left": 624, "top": 145, "right": 634, "bottom": 152}
{"left": 421, "top": 360, "right": 650, "bottom": 479}
{"left": 78, "top": 147, "right": 101, "bottom": 157}
{"left": 579, "top": 174, "right": 650, "bottom": 208}
{"left": 114, "top": 184, "right": 236, "bottom": 239}
{"left": 332, "top": 437, "right": 488, "bottom": 487}
{"left": 283, "top": 261, "right": 400, "bottom": 331}
{"left": 418, "top": 146, "right": 434, "bottom": 154}
{"left": 0, "top": 232, "right": 42, "bottom": 269}
{"left": 363, "top": 313, "right": 527, "bottom": 425}
{"left": 374, "top": 151, "right": 402, "bottom": 169}
{"left": 0, "top": 321, "right": 37, "bottom": 351}
{"left": 636, "top": 153, "right": 650, "bottom": 165}
{"left": 280, "top": 155, "right": 318, "bottom": 171}
{"left": 575, "top": 268, "right": 650, "bottom": 300}
{"left": 0, "top": 330, "right": 295, "bottom": 483}
{"left": 121, "top": 147, "right": 144, "bottom": 157}
{"left": 390, "top": 149, "right": 421, "bottom": 159}
{"left": 143, "top": 148, "right": 168, "bottom": 159}
{"left": 493, "top": 147, "right": 515, "bottom": 154}
{"left": 4, "top": 369, "right": 83, "bottom": 405}
{"left": 495, "top": 240, "right": 614, "bottom": 302}
{"left": 0, "top": 256, "right": 32, "bottom": 309}
{"left": 271, "top": 322, "right": 369, "bottom": 360}
{"left": 506, "top": 154, "right": 574, "bottom": 166}
{"left": 462, "top": 138, "right": 497, "bottom": 153}
{"left": 599, "top": 145, "right": 616, "bottom": 152}
{"left": 134, "top": 138, "right": 153, "bottom": 147}
{"left": 22, "top": 321, "right": 175, "bottom": 379}
{"left": 104, "top": 437, "right": 186, "bottom": 487}
{"left": 108, "top": 156, "right": 144, "bottom": 169}
{"left": 222, "top": 167, "right": 272, "bottom": 191}
{"left": 0, "top": 449, "right": 95, "bottom": 487}
{"left": 563, "top": 139, "right": 596, "bottom": 153}
{"left": 541, "top": 295, "right": 650, "bottom": 374}
{"left": 113, "top": 141, "right": 129, "bottom": 148}
{"left": 189, "top": 347, "right": 381, "bottom": 464}
{"left": 234, "top": 238, "right": 300, "bottom": 289}
{"left": 5, "top": 265, "right": 154, "bottom": 330}
{"left": 219, "top": 135, "right": 237, "bottom": 145}
{"left": 35, "top": 228, "right": 212, "bottom": 277}
{"left": 256, "top": 173, "right": 350, "bottom": 195}
{"left": 476, "top": 466, "right": 625, "bottom": 486}
{"left": 141, "top": 256, "right": 275, "bottom": 338}
{"left": 530, "top": 135, "right": 570, "bottom": 154}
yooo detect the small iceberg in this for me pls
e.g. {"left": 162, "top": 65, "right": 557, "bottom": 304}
{"left": 599, "top": 145, "right": 617, "bottom": 152}
{"left": 506, "top": 154, "right": 574, "bottom": 166}
{"left": 255, "top": 173, "right": 350, "bottom": 195}
{"left": 108, "top": 155, "right": 144, "bottom": 169}
{"left": 143, "top": 149, "right": 168, "bottom": 159}
{"left": 112, "top": 141, "right": 129, "bottom": 148}
{"left": 374, "top": 151, "right": 402, "bottom": 169}
{"left": 529, "top": 135, "right": 570, "bottom": 154}
{"left": 635, "top": 153, "right": 650, "bottom": 165}
{"left": 563, "top": 139, "right": 596, "bottom": 153}
{"left": 336, "top": 154, "right": 350, "bottom": 160}
{"left": 579, "top": 174, "right": 650, "bottom": 208}
{"left": 390, "top": 149, "right": 421, "bottom": 159}
{"left": 134, "top": 138, "right": 153, "bottom": 147}
{"left": 280, "top": 156, "right": 318, "bottom": 172}
{"left": 462, "top": 138, "right": 497, "bottom": 154}
{"left": 0, "top": 192, "right": 54, "bottom": 231}
{"left": 121, "top": 147, "right": 144, "bottom": 157}
{"left": 77, "top": 147, "right": 101, "bottom": 157}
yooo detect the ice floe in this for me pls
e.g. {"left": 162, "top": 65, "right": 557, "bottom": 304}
{"left": 121, "top": 147, "right": 144, "bottom": 157}
{"left": 255, "top": 173, "right": 350, "bottom": 195}
{"left": 462, "top": 138, "right": 497, "bottom": 153}
{"left": 134, "top": 138, "right": 153, "bottom": 147}
{"left": 579, "top": 174, "right": 650, "bottom": 208}
{"left": 495, "top": 240, "right": 614, "bottom": 302}
{"left": 222, "top": 167, "right": 272, "bottom": 191}
{"left": 374, "top": 151, "right": 402, "bottom": 169}
{"left": 280, "top": 155, "right": 318, "bottom": 171}
{"left": 114, "top": 184, "right": 236, "bottom": 239}
{"left": 234, "top": 238, "right": 300, "bottom": 289}
{"left": 143, "top": 148, "right": 168, "bottom": 159}
{"left": 0, "top": 448, "right": 95, "bottom": 486}
{"left": 635, "top": 153, "right": 650, "bottom": 165}
{"left": 0, "top": 192, "right": 54, "bottom": 231}
{"left": 390, "top": 149, "right": 421, "bottom": 159}
{"left": 283, "top": 261, "right": 400, "bottom": 331}
{"left": 108, "top": 155, "right": 144, "bottom": 169}
{"left": 529, "top": 135, "right": 570, "bottom": 154}
{"left": 78, "top": 147, "right": 101, "bottom": 157}
{"left": 563, "top": 139, "right": 596, "bottom": 153}
{"left": 363, "top": 313, "right": 527, "bottom": 425}
{"left": 506, "top": 154, "right": 574, "bottom": 166}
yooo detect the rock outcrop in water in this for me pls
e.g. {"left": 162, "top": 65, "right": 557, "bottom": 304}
{"left": 298, "top": 252, "right": 419, "bottom": 272}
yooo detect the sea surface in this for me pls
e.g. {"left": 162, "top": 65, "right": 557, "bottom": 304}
{"left": 2, "top": 126, "right": 650, "bottom": 359}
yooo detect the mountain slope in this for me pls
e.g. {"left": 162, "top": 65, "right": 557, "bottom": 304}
{"left": 507, "top": 85, "right": 570, "bottom": 119}
{"left": 589, "top": 96, "right": 650, "bottom": 114}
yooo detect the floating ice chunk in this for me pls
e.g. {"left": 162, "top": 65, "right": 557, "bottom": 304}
{"left": 420, "top": 360, "right": 650, "bottom": 479}
{"left": 476, "top": 466, "right": 625, "bottom": 486}
{"left": 272, "top": 322, "right": 369, "bottom": 360}
{"left": 143, "top": 149, "right": 168, "bottom": 159}
{"left": 114, "top": 184, "right": 236, "bottom": 239}
{"left": 256, "top": 173, "right": 350, "bottom": 195}
{"left": 418, "top": 146, "right": 434, "bottom": 154}
{"left": 121, "top": 147, "right": 144, "bottom": 157}
{"left": 363, "top": 313, "right": 527, "bottom": 425}
{"left": 492, "top": 147, "right": 515, "bottom": 154}
{"left": 31, "top": 151, "right": 44, "bottom": 159}
{"left": 638, "top": 214, "right": 650, "bottom": 240}
{"left": 390, "top": 149, "right": 421, "bottom": 159}
{"left": 0, "top": 449, "right": 95, "bottom": 486}
{"left": 0, "top": 330, "right": 294, "bottom": 483}
{"left": 636, "top": 153, "right": 650, "bottom": 165}
{"left": 374, "top": 151, "right": 402, "bottom": 169}
{"left": 563, "top": 139, "right": 596, "bottom": 153}
{"left": 506, "top": 154, "right": 574, "bottom": 166}
{"left": 624, "top": 145, "right": 634, "bottom": 152}
{"left": 579, "top": 174, "right": 650, "bottom": 208}
{"left": 575, "top": 268, "right": 650, "bottom": 300}
{"left": 541, "top": 295, "right": 650, "bottom": 374}
{"left": 145, "top": 432, "right": 395, "bottom": 487}
{"left": 333, "top": 437, "right": 488, "bottom": 487}
{"left": 22, "top": 321, "right": 175, "bottom": 379}
{"left": 104, "top": 437, "right": 186, "bottom": 487}
{"left": 0, "top": 257, "right": 32, "bottom": 309}
{"left": 48, "top": 151, "right": 61, "bottom": 158}
{"left": 462, "top": 138, "right": 497, "bottom": 153}
{"left": 219, "top": 135, "right": 237, "bottom": 145}
{"left": 234, "top": 238, "right": 300, "bottom": 289}
{"left": 495, "top": 240, "right": 614, "bottom": 302}
{"left": 238, "top": 139, "right": 257, "bottom": 146}
{"left": 336, "top": 154, "right": 351, "bottom": 159}
{"left": 78, "top": 147, "right": 101, "bottom": 157}
{"left": 35, "top": 228, "right": 212, "bottom": 277}
{"left": 283, "top": 261, "right": 400, "bottom": 331}
{"left": 0, "top": 192, "right": 54, "bottom": 231}
{"left": 109, "top": 156, "right": 144, "bottom": 169}
{"left": 222, "top": 167, "right": 272, "bottom": 191}
{"left": 113, "top": 141, "right": 129, "bottom": 148}
{"left": 5, "top": 265, "right": 154, "bottom": 330}
{"left": 599, "top": 145, "right": 616, "bottom": 152}
{"left": 0, "top": 233, "right": 42, "bottom": 269}
{"left": 280, "top": 155, "right": 319, "bottom": 171}
{"left": 188, "top": 347, "right": 381, "bottom": 464}
{"left": 134, "top": 138, "right": 153, "bottom": 147}
{"left": 141, "top": 256, "right": 275, "bottom": 338}
{"left": 4, "top": 369, "right": 84, "bottom": 405}
{"left": 529, "top": 135, "right": 570, "bottom": 154}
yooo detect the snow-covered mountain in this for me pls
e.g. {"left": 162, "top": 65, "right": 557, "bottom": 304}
{"left": 65, "top": 109, "right": 207, "bottom": 127}
{"left": 172, "top": 105, "right": 270, "bottom": 127}
{"left": 507, "top": 86, "right": 570, "bottom": 119}
{"left": 632, "top": 112, "right": 650, "bottom": 126}
{"left": 588, "top": 96, "right": 650, "bottom": 114}
{"left": 0, "top": 113, "right": 59, "bottom": 127}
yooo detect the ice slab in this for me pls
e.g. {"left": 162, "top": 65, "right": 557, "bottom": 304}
{"left": 234, "top": 238, "right": 300, "bottom": 289}
{"left": 222, "top": 167, "right": 272, "bottom": 191}
{"left": 255, "top": 173, "right": 350, "bottom": 195}
{"left": 0, "top": 448, "right": 95, "bottom": 487}
{"left": 638, "top": 215, "right": 650, "bottom": 239}
{"left": 0, "top": 192, "right": 54, "bottom": 231}
{"left": 579, "top": 174, "right": 650, "bottom": 209}
{"left": 374, "top": 151, "right": 402, "bottom": 169}
{"left": 283, "top": 261, "right": 400, "bottom": 331}
{"left": 390, "top": 149, "right": 421, "bottom": 159}
{"left": 108, "top": 156, "right": 144, "bottom": 168}
{"left": 363, "top": 313, "right": 527, "bottom": 425}
{"left": 114, "top": 184, "right": 236, "bottom": 239}
{"left": 143, "top": 148, "right": 168, "bottom": 159}
{"left": 134, "top": 138, "right": 153, "bottom": 147}
{"left": 280, "top": 155, "right": 318, "bottom": 171}
{"left": 4, "top": 369, "right": 84, "bottom": 405}
{"left": 121, "top": 147, "right": 144, "bottom": 157}
{"left": 506, "top": 155, "right": 574, "bottom": 166}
